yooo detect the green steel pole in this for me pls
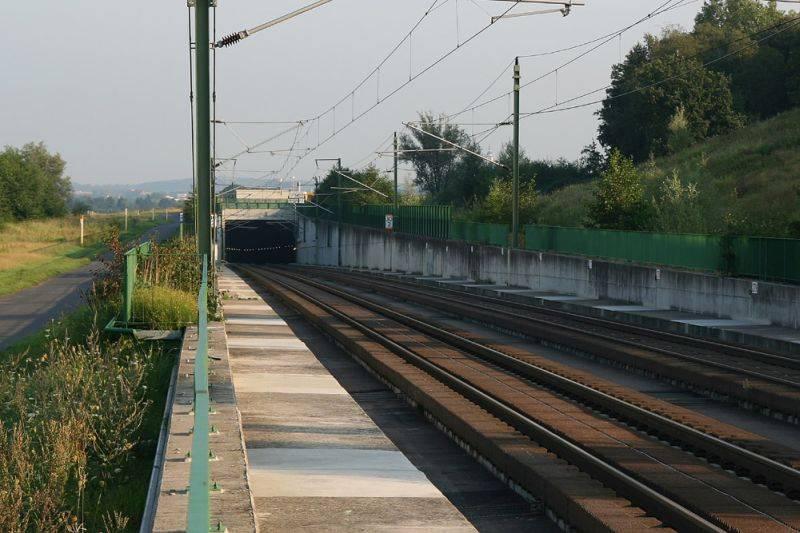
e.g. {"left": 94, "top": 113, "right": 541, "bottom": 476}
{"left": 393, "top": 132, "right": 399, "bottom": 212}
{"left": 512, "top": 57, "right": 520, "bottom": 248}
{"left": 195, "top": 1, "right": 212, "bottom": 261}
{"left": 337, "top": 158, "right": 342, "bottom": 266}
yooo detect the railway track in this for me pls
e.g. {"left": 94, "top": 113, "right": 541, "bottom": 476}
{"left": 293, "top": 265, "right": 800, "bottom": 420}
{"left": 238, "top": 264, "right": 800, "bottom": 532}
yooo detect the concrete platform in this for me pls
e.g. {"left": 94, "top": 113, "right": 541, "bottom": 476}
{"left": 397, "top": 274, "right": 800, "bottom": 355}
{"left": 219, "top": 266, "right": 549, "bottom": 532}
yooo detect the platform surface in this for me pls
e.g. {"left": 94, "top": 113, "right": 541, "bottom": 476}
{"left": 218, "top": 266, "right": 491, "bottom": 532}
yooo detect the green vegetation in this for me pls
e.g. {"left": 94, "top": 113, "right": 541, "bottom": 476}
{"left": 0, "top": 215, "right": 162, "bottom": 297}
{"left": 599, "top": 0, "right": 799, "bottom": 161}
{"left": 0, "top": 302, "right": 177, "bottom": 532}
{"left": 133, "top": 286, "right": 197, "bottom": 329}
{"left": 0, "top": 143, "right": 71, "bottom": 221}
{"left": 0, "top": 232, "right": 204, "bottom": 531}
{"left": 533, "top": 107, "right": 800, "bottom": 236}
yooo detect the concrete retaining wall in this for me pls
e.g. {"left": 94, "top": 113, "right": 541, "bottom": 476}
{"left": 296, "top": 218, "right": 800, "bottom": 330}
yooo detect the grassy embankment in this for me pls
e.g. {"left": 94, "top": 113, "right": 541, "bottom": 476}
{"left": 535, "top": 107, "right": 800, "bottom": 235}
{"left": 0, "top": 214, "right": 164, "bottom": 297}
{"left": 0, "top": 237, "right": 199, "bottom": 532}
{"left": 0, "top": 303, "right": 177, "bottom": 532}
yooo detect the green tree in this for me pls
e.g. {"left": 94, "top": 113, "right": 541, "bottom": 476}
{"left": 666, "top": 106, "right": 695, "bottom": 154}
{"left": 598, "top": 47, "right": 742, "bottom": 161}
{"left": 314, "top": 166, "right": 393, "bottom": 209}
{"left": 399, "top": 112, "right": 480, "bottom": 198}
{"left": 0, "top": 142, "right": 71, "bottom": 221}
{"left": 588, "top": 150, "right": 651, "bottom": 230}
{"left": 695, "top": 0, "right": 782, "bottom": 35}
{"left": 478, "top": 177, "right": 538, "bottom": 225}
{"left": 650, "top": 171, "right": 704, "bottom": 233}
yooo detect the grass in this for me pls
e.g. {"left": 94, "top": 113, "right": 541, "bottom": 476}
{"left": 533, "top": 107, "right": 800, "bottom": 236}
{"left": 132, "top": 285, "right": 198, "bottom": 330}
{"left": 0, "top": 302, "right": 178, "bottom": 532}
{"left": 0, "top": 215, "right": 163, "bottom": 297}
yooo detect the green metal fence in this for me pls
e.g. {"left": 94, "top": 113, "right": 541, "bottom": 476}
{"left": 298, "top": 203, "right": 452, "bottom": 239}
{"left": 187, "top": 256, "right": 212, "bottom": 532}
{"left": 524, "top": 225, "right": 722, "bottom": 271}
{"left": 450, "top": 220, "right": 510, "bottom": 246}
{"left": 732, "top": 236, "right": 800, "bottom": 283}
{"left": 523, "top": 224, "right": 800, "bottom": 284}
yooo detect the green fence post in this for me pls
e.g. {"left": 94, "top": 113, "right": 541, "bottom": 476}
{"left": 122, "top": 249, "right": 137, "bottom": 324}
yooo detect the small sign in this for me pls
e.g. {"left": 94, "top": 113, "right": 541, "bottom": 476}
{"left": 385, "top": 213, "right": 394, "bottom": 231}
{"left": 179, "top": 212, "right": 184, "bottom": 222}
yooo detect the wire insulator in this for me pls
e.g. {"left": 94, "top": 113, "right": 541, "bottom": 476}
{"left": 216, "top": 32, "right": 244, "bottom": 48}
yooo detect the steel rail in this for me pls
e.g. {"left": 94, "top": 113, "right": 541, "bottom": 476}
{"left": 240, "top": 265, "right": 723, "bottom": 532}
{"left": 309, "top": 265, "right": 800, "bottom": 370}
{"left": 252, "top": 265, "right": 800, "bottom": 497}
{"left": 299, "top": 266, "right": 800, "bottom": 390}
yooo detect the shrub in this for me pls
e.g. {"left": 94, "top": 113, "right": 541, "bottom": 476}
{"left": 0, "top": 330, "right": 158, "bottom": 531}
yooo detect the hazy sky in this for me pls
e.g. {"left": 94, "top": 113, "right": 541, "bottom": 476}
{"left": 1, "top": 1, "right": 712, "bottom": 187}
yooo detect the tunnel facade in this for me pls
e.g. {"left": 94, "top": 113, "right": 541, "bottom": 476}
{"left": 224, "top": 220, "right": 297, "bottom": 264}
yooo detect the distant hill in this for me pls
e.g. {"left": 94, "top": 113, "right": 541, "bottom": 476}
{"left": 72, "top": 176, "right": 285, "bottom": 198}
{"left": 534, "top": 107, "right": 800, "bottom": 237}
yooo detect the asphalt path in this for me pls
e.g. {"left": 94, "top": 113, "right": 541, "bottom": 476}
{"left": 0, "top": 221, "right": 179, "bottom": 351}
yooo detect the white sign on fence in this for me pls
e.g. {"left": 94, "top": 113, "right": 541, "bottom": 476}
{"left": 385, "top": 213, "right": 394, "bottom": 231}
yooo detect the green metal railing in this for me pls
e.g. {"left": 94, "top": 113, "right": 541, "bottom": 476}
{"left": 523, "top": 224, "right": 800, "bottom": 284}
{"left": 122, "top": 242, "right": 152, "bottom": 323}
{"left": 187, "top": 256, "right": 212, "bottom": 532}
{"left": 298, "top": 203, "right": 452, "bottom": 239}
{"left": 732, "top": 236, "right": 800, "bottom": 283}
{"left": 450, "top": 220, "right": 510, "bottom": 246}
{"left": 524, "top": 225, "right": 722, "bottom": 271}
{"left": 218, "top": 200, "right": 295, "bottom": 210}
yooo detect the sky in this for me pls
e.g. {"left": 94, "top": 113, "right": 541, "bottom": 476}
{"left": 0, "top": 0, "right": 714, "bottom": 188}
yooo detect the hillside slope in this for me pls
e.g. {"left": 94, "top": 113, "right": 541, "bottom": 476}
{"left": 535, "top": 107, "right": 800, "bottom": 237}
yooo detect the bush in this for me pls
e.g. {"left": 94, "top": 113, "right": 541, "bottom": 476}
{"left": 133, "top": 285, "right": 197, "bottom": 330}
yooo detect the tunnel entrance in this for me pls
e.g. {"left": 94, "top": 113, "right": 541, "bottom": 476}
{"left": 225, "top": 220, "right": 296, "bottom": 264}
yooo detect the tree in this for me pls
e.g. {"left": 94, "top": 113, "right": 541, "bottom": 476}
{"left": 598, "top": 47, "right": 742, "bottom": 161}
{"left": 695, "top": 0, "right": 782, "bottom": 35}
{"left": 579, "top": 141, "right": 607, "bottom": 180}
{"left": 588, "top": 150, "right": 651, "bottom": 230}
{"left": 314, "top": 166, "right": 393, "bottom": 209}
{"left": 399, "top": 112, "right": 480, "bottom": 199}
{"left": 0, "top": 142, "right": 71, "bottom": 221}
{"left": 666, "top": 106, "right": 694, "bottom": 154}
{"left": 478, "top": 178, "right": 538, "bottom": 225}
{"left": 650, "top": 171, "right": 704, "bottom": 233}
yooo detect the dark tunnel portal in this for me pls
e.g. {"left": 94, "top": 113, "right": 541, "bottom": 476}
{"left": 225, "top": 220, "right": 296, "bottom": 264}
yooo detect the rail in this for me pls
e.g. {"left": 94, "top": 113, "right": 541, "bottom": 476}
{"left": 187, "top": 255, "right": 211, "bottom": 532}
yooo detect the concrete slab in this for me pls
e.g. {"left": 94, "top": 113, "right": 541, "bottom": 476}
{"left": 248, "top": 448, "right": 445, "bottom": 498}
{"left": 595, "top": 304, "right": 663, "bottom": 312}
{"left": 493, "top": 288, "right": 541, "bottom": 294}
{"left": 235, "top": 373, "right": 348, "bottom": 395}
{"left": 673, "top": 318, "right": 772, "bottom": 328}
{"left": 227, "top": 337, "right": 309, "bottom": 350}
{"left": 226, "top": 317, "right": 288, "bottom": 326}
{"left": 536, "top": 294, "right": 587, "bottom": 302}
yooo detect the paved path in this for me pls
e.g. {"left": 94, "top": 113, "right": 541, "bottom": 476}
{"left": 0, "top": 222, "right": 179, "bottom": 350}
